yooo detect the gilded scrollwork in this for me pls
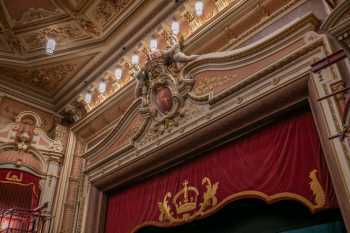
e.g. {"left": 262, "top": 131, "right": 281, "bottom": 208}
{"left": 158, "top": 170, "right": 325, "bottom": 225}
{"left": 309, "top": 169, "right": 326, "bottom": 208}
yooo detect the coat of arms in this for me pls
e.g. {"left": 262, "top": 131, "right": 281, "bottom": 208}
{"left": 135, "top": 37, "right": 199, "bottom": 134}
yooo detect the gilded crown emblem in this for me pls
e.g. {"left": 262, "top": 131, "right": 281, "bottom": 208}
{"left": 173, "top": 180, "right": 199, "bottom": 214}
{"left": 158, "top": 177, "right": 219, "bottom": 223}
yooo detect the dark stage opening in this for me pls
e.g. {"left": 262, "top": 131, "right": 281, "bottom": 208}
{"left": 137, "top": 199, "right": 345, "bottom": 233}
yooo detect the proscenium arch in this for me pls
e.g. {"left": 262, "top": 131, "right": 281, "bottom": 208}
{"left": 81, "top": 15, "right": 350, "bottom": 233}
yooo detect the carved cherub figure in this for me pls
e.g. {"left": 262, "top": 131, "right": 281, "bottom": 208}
{"left": 162, "top": 35, "right": 199, "bottom": 66}
{"left": 135, "top": 34, "right": 198, "bottom": 110}
{"left": 144, "top": 34, "right": 199, "bottom": 68}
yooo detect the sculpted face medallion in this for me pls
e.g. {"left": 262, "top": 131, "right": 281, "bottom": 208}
{"left": 155, "top": 86, "right": 173, "bottom": 113}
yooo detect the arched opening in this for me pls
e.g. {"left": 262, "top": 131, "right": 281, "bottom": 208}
{"left": 137, "top": 199, "right": 345, "bottom": 233}
{"left": 0, "top": 169, "right": 41, "bottom": 209}
{"left": 0, "top": 168, "right": 47, "bottom": 233}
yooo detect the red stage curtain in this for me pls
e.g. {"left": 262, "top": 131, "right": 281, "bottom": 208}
{"left": 105, "top": 112, "right": 338, "bottom": 233}
{"left": 0, "top": 169, "right": 41, "bottom": 209}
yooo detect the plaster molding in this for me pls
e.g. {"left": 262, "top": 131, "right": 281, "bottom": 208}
{"left": 83, "top": 14, "right": 321, "bottom": 170}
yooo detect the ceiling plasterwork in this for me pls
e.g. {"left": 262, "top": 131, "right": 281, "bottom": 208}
{"left": 87, "top": 0, "right": 133, "bottom": 29}
{"left": 1, "top": 0, "right": 66, "bottom": 28}
{"left": 0, "top": 54, "right": 94, "bottom": 98}
{"left": 0, "top": 0, "right": 145, "bottom": 109}
{"left": 0, "top": 0, "right": 136, "bottom": 59}
{"left": 21, "top": 21, "right": 92, "bottom": 51}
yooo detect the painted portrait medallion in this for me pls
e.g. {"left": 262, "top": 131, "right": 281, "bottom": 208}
{"left": 155, "top": 86, "right": 173, "bottom": 113}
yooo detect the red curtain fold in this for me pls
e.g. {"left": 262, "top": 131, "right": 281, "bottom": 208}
{"left": 0, "top": 169, "right": 41, "bottom": 209}
{"left": 105, "top": 111, "right": 338, "bottom": 233}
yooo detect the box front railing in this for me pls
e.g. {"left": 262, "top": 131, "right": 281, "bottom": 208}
{"left": 0, "top": 205, "right": 50, "bottom": 233}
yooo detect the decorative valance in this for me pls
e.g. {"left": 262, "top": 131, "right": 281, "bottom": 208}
{"left": 105, "top": 112, "right": 338, "bottom": 233}
{"left": 0, "top": 169, "right": 41, "bottom": 209}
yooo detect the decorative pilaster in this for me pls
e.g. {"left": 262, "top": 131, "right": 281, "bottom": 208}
{"left": 51, "top": 131, "right": 76, "bottom": 233}
{"left": 40, "top": 158, "right": 60, "bottom": 212}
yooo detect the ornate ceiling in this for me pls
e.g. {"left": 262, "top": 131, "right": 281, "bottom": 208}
{"left": 0, "top": 0, "right": 134, "bottom": 56}
{"left": 0, "top": 0, "right": 168, "bottom": 110}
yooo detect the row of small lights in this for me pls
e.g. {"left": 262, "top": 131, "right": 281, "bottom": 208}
{"left": 83, "top": 0, "right": 205, "bottom": 105}
{"left": 45, "top": 0, "right": 206, "bottom": 106}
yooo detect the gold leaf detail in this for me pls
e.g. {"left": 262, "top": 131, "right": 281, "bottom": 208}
{"left": 309, "top": 169, "right": 326, "bottom": 208}
{"left": 158, "top": 177, "right": 219, "bottom": 223}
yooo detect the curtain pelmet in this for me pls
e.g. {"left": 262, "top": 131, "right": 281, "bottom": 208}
{"left": 105, "top": 112, "right": 338, "bottom": 233}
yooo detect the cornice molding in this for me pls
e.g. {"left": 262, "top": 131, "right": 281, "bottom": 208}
{"left": 72, "top": 80, "right": 135, "bottom": 132}
{"left": 320, "top": 0, "right": 350, "bottom": 33}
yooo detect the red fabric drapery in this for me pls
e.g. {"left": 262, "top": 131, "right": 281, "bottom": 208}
{"left": 105, "top": 112, "right": 338, "bottom": 233}
{"left": 0, "top": 169, "right": 41, "bottom": 209}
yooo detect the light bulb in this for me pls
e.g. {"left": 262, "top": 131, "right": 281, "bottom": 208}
{"left": 149, "top": 39, "right": 158, "bottom": 51}
{"left": 98, "top": 81, "right": 106, "bottom": 93}
{"left": 171, "top": 21, "right": 180, "bottom": 35}
{"left": 46, "top": 38, "right": 56, "bottom": 55}
{"left": 84, "top": 93, "right": 92, "bottom": 104}
{"left": 131, "top": 54, "right": 140, "bottom": 65}
{"left": 195, "top": 0, "right": 204, "bottom": 16}
{"left": 114, "top": 68, "right": 123, "bottom": 80}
